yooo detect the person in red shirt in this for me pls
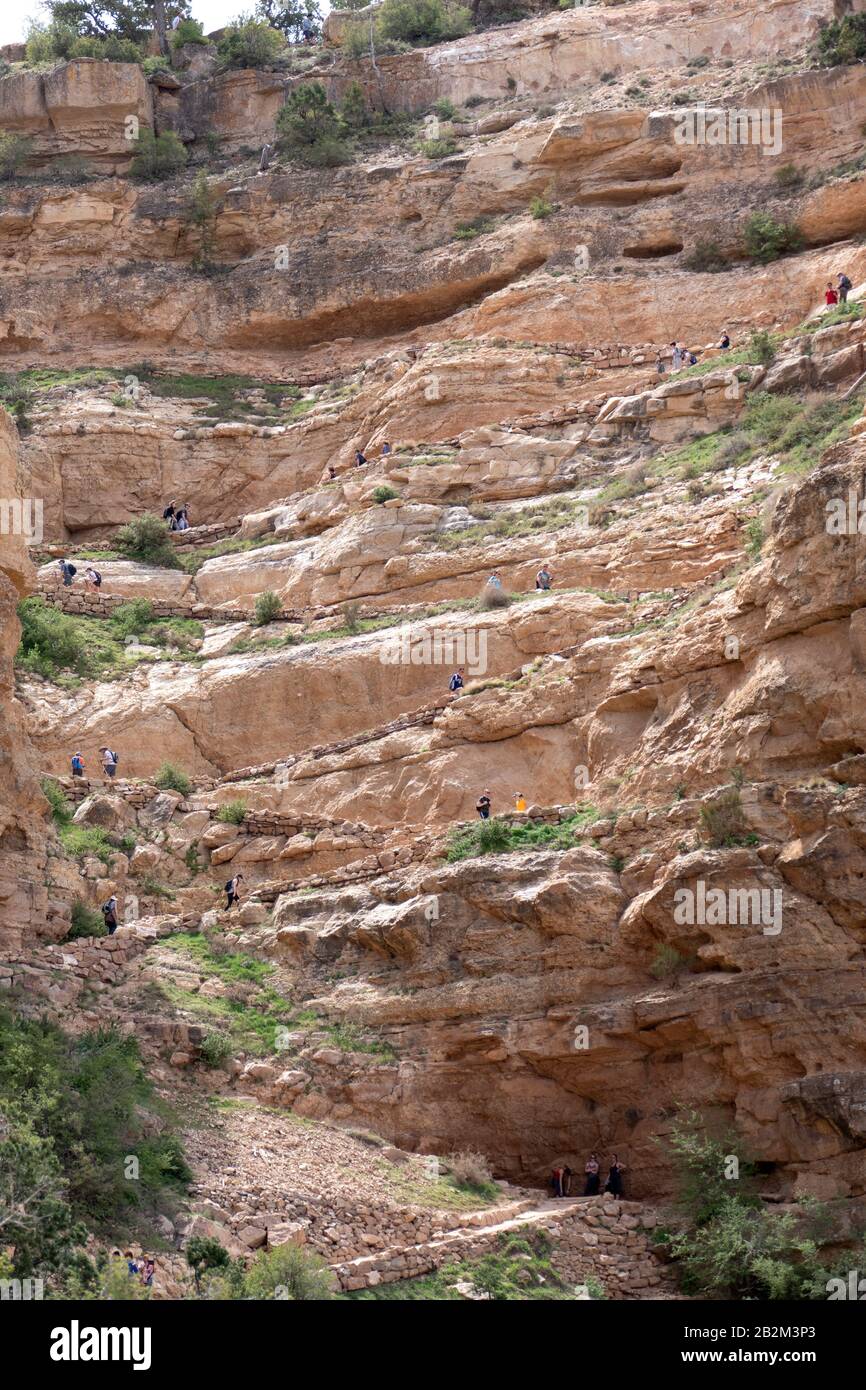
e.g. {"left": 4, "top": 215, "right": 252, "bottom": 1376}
{"left": 826, "top": 282, "right": 839, "bottom": 306}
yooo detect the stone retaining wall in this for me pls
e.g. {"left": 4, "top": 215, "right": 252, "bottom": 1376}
{"left": 36, "top": 584, "right": 305, "bottom": 625}
{"left": 331, "top": 1198, "right": 675, "bottom": 1296}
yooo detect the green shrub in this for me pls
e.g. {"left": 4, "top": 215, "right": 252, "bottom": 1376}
{"left": 744, "top": 514, "right": 765, "bottom": 561}
{"left": 187, "top": 169, "right": 219, "bottom": 270}
{"left": 377, "top": 0, "right": 471, "bottom": 44}
{"left": 372, "top": 484, "right": 398, "bottom": 503}
{"left": 748, "top": 329, "right": 776, "bottom": 365}
{"left": 434, "top": 97, "right": 456, "bottom": 118}
{"left": 115, "top": 513, "right": 181, "bottom": 568}
{"left": 67, "top": 901, "right": 107, "bottom": 941}
{"left": 275, "top": 81, "right": 351, "bottom": 166}
{"left": 773, "top": 162, "right": 803, "bottom": 190}
{"left": 243, "top": 1241, "right": 335, "bottom": 1299}
{"left": 198, "top": 1032, "right": 234, "bottom": 1068}
{"left": 683, "top": 237, "right": 727, "bottom": 273}
{"left": 529, "top": 194, "right": 553, "bottom": 219}
{"left": 67, "top": 34, "right": 143, "bottom": 61}
{"left": 218, "top": 19, "right": 284, "bottom": 68}
{"left": 417, "top": 136, "right": 457, "bottom": 158}
{"left": 699, "top": 787, "right": 749, "bottom": 846}
{"left": 343, "top": 600, "right": 362, "bottom": 634}
{"left": 111, "top": 598, "right": 156, "bottom": 638}
{"left": 172, "top": 18, "right": 208, "bottom": 48}
{"left": 129, "top": 129, "right": 188, "bottom": 181}
{"left": 454, "top": 217, "right": 492, "bottom": 239}
{"left": 446, "top": 1149, "right": 496, "bottom": 1194}
{"left": 216, "top": 800, "right": 248, "bottom": 825}
{"left": 41, "top": 776, "right": 72, "bottom": 825}
{"left": 25, "top": 19, "right": 78, "bottom": 64}
{"left": 0, "top": 1010, "right": 190, "bottom": 1274}
{"left": 650, "top": 944, "right": 688, "bottom": 979}
{"left": 660, "top": 1111, "right": 851, "bottom": 1299}
{"left": 341, "top": 80, "right": 369, "bottom": 131}
{"left": 0, "top": 131, "right": 32, "bottom": 180}
{"left": 154, "top": 762, "right": 192, "bottom": 796}
{"left": 142, "top": 54, "right": 172, "bottom": 76}
{"left": 742, "top": 211, "right": 803, "bottom": 264}
{"left": 186, "top": 1235, "right": 230, "bottom": 1291}
{"left": 816, "top": 14, "right": 866, "bottom": 67}
{"left": 17, "top": 598, "right": 90, "bottom": 679}
{"left": 254, "top": 590, "right": 283, "bottom": 625}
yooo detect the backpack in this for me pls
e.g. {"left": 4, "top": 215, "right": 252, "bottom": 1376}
{"left": 72, "top": 756, "right": 83, "bottom": 771}
{"left": 92, "top": 570, "right": 102, "bottom": 586}
{"left": 840, "top": 275, "right": 852, "bottom": 291}
{"left": 101, "top": 899, "right": 115, "bottom": 917}
{"left": 106, "top": 750, "right": 118, "bottom": 765}
{"left": 225, "top": 879, "right": 234, "bottom": 892}
{"left": 66, "top": 563, "right": 77, "bottom": 577}
{"left": 689, "top": 353, "right": 698, "bottom": 365}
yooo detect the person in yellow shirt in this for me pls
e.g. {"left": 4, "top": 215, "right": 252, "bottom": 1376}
{"left": 515, "top": 792, "right": 527, "bottom": 812}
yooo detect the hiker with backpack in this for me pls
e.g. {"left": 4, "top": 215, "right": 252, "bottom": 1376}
{"left": 84, "top": 566, "right": 102, "bottom": 592}
{"left": 476, "top": 790, "right": 492, "bottom": 820}
{"left": 102, "top": 895, "right": 119, "bottom": 935}
{"left": 536, "top": 562, "right": 553, "bottom": 591}
{"left": 71, "top": 751, "right": 85, "bottom": 778}
{"left": 58, "top": 559, "right": 76, "bottom": 588}
{"left": 100, "top": 747, "right": 119, "bottom": 779}
{"left": 225, "top": 873, "right": 243, "bottom": 910}
{"left": 838, "top": 273, "right": 853, "bottom": 304}
{"left": 448, "top": 668, "right": 464, "bottom": 693}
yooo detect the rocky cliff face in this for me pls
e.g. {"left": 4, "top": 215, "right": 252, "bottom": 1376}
{"left": 0, "top": 411, "right": 66, "bottom": 950}
{"left": 5, "top": 0, "right": 866, "bottom": 1286}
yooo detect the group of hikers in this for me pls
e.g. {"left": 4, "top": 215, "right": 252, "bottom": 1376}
{"left": 70, "top": 748, "right": 119, "bottom": 779}
{"left": 825, "top": 272, "right": 853, "bottom": 307}
{"left": 551, "top": 1154, "right": 625, "bottom": 1199}
{"left": 162, "top": 502, "right": 191, "bottom": 531}
{"left": 57, "top": 558, "right": 102, "bottom": 591}
{"left": 474, "top": 790, "right": 530, "bottom": 818}
{"left": 656, "top": 331, "right": 730, "bottom": 376}
{"left": 113, "top": 1250, "right": 155, "bottom": 1288}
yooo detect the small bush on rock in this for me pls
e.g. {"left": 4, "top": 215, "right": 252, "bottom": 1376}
{"left": 243, "top": 1241, "right": 336, "bottom": 1300}
{"left": 154, "top": 762, "right": 192, "bottom": 796}
{"left": 742, "top": 211, "right": 803, "bottom": 264}
{"left": 115, "top": 513, "right": 181, "bottom": 568}
{"left": 0, "top": 131, "right": 32, "bottom": 180}
{"left": 816, "top": 14, "right": 866, "bottom": 67}
{"left": 129, "top": 129, "right": 188, "bottom": 181}
{"left": 199, "top": 1032, "right": 234, "bottom": 1068}
{"left": 67, "top": 901, "right": 107, "bottom": 941}
{"left": 447, "top": 1149, "right": 497, "bottom": 1195}
{"left": 218, "top": 19, "right": 284, "bottom": 68}
{"left": 275, "top": 82, "right": 352, "bottom": 166}
{"left": 254, "top": 590, "right": 283, "bottom": 625}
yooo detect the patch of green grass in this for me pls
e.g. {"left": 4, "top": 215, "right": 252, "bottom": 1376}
{"left": 321, "top": 1021, "right": 396, "bottom": 1060}
{"left": 58, "top": 825, "right": 116, "bottom": 865}
{"left": 435, "top": 496, "right": 583, "bottom": 550}
{"left": 126, "top": 366, "right": 302, "bottom": 420}
{"left": 176, "top": 534, "right": 286, "bottom": 575}
{"left": 797, "top": 302, "right": 863, "bottom": 333}
{"left": 445, "top": 808, "right": 599, "bottom": 862}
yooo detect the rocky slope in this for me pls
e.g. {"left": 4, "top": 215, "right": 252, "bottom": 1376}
{"left": 4, "top": 0, "right": 866, "bottom": 1297}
